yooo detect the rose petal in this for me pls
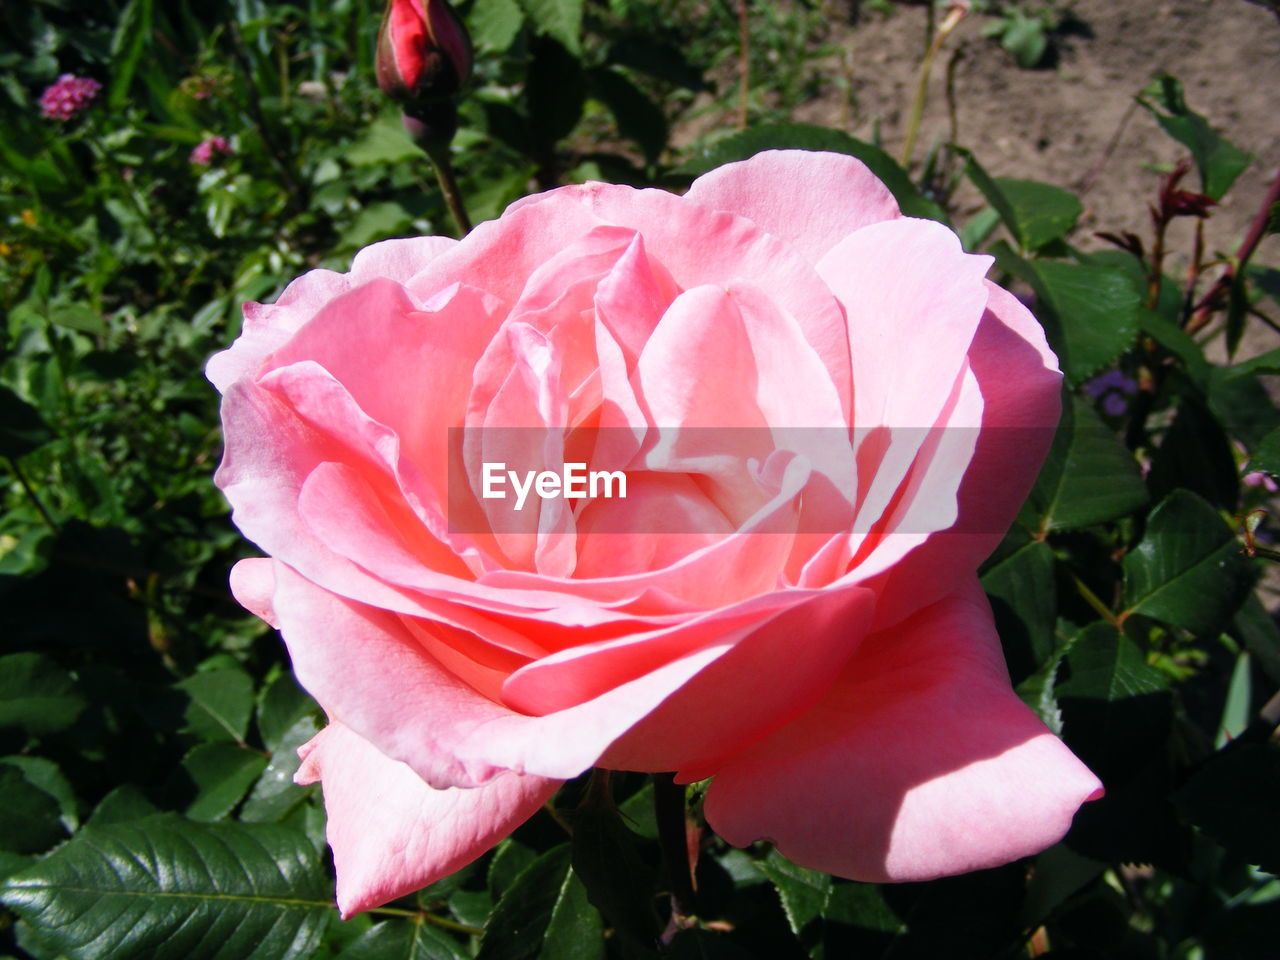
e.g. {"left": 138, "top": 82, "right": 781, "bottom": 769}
{"left": 295, "top": 721, "right": 559, "bottom": 917}
{"left": 683, "top": 149, "right": 901, "bottom": 264}
{"left": 859, "top": 282, "right": 1062, "bottom": 629}
{"left": 206, "top": 237, "right": 455, "bottom": 393}
{"left": 475, "top": 180, "right": 854, "bottom": 418}
{"left": 228, "top": 558, "right": 277, "bottom": 628}
{"left": 702, "top": 579, "right": 1101, "bottom": 881}
{"left": 271, "top": 562, "right": 743, "bottom": 786}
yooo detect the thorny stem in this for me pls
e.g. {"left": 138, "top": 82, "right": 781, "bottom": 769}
{"left": 1147, "top": 212, "right": 1168, "bottom": 310}
{"left": 900, "top": 3, "right": 968, "bottom": 169}
{"left": 653, "top": 773, "right": 697, "bottom": 922}
{"left": 1188, "top": 164, "right": 1280, "bottom": 332}
{"left": 4, "top": 455, "right": 59, "bottom": 535}
{"left": 425, "top": 142, "right": 473, "bottom": 237}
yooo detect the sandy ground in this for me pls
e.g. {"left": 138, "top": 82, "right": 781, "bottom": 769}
{"left": 679, "top": 0, "right": 1280, "bottom": 353}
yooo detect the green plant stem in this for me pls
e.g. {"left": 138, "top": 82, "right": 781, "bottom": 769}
{"left": 653, "top": 773, "right": 697, "bottom": 919}
{"left": 365, "top": 906, "right": 482, "bottom": 936}
{"left": 900, "top": 3, "right": 967, "bottom": 169}
{"left": 425, "top": 143, "right": 473, "bottom": 237}
{"left": 5, "top": 455, "right": 59, "bottom": 534}
{"left": 1074, "top": 575, "right": 1119, "bottom": 627}
{"left": 544, "top": 799, "right": 574, "bottom": 836}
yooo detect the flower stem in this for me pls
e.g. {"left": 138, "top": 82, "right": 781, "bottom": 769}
{"left": 900, "top": 3, "right": 967, "bottom": 170}
{"left": 4, "top": 455, "right": 59, "bottom": 535}
{"left": 425, "top": 142, "right": 472, "bottom": 237}
{"left": 653, "top": 773, "right": 697, "bottom": 920}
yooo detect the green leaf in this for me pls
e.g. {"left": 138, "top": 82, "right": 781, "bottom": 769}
{"left": 0, "top": 385, "right": 55, "bottom": 459}
{"left": 540, "top": 858, "right": 606, "bottom": 960}
{"left": 569, "top": 795, "right": 659, "bottom": 948}
{"left": 588, "top": 67, "right": 667, "bottom": 165}
{"left": 1176, "top": 743, "right": 1280, "bottom": 874}
{"left": 1024, "top": 394, "right": 1148, "bottom": 532}
{"left": 1208, "top": 366, "right": 1280, "bottom": 449}
{"left": 958, "top": 206, "right": 1000, "bottom": 252}
{"left": 754, "top": 849, "right": 831, "bottom": 939}
{"left": 994, "top": 245, "right": 1140, "bottom": 385}
{"left": 256, "top": 673, "right": 319, "bottom": 753}
{"left": 1121, "top": 489, "right": 1255, "bottom": 635}
{"left": 477, "top": 845, "right": 605, "bottom": 960}
{"left": 346, "top": 110, "right": 425, "bottom": 167}
{"left": 88, "top": 785, "right": 159, "bottom": 827}
{"left": 335, "top": 918, "right": 468, "bottom": 960}
{"left": 489, "top": 839, "right": 539, "bottom": 898}
{"left": 108, "top": 0, "right": 154, "bottom": 111}
{"left": 0, "top": 815, "right": 331, "bottom": 960}
{"left": 983, "top": 537, "right": 1058, "bottom": 683}
{"left": 1, "top": 756, "right": 79, "bottom": 834}
{"left": 958, "top": 151, "right": 1081, "bottom": 250}
{"left": 607, "top": 37, "right": 706, "bottom": 91}
{"left": 1146, "top": 394, "right": 1239, "bottom": 511}
{"left": 1057, "top": 622, "right": 1170, "bottom": 782}
{"left": 519, "top": 0, "right": 583, "bottom": 56}
{"left": 0, "top": 652, "right": 86, "bottom": 736}
{"left": 1138, "top": 74, "right": 1253, "bottom": 200}
{"left": 1217, "top": 652, "right": 1253, "bottom": 749}
{"left": 678, "top": 123, "right": 946, "bottom": 222}
{"left": 526, "top": 36, "right": 586, "bottom": 146}
{"left": 240, "top": 715, "right": 320, "bottom": 824}
{"left": 175, "top": 668, "right": 255, "bottom": 744}
{"left": 1249, "top": 425, "right": 1280, "bottom": 478}
{"left": 0, "top": 765, "right": 67, "bottom": 855}
{"left": 1018, "top": 844, "right": 1106, "bottom": 929}
{"left": 999, "top": 12, "right": 1049, "bottom": 68}
{"left": 49, "top": 304, "right": 106, "bottom": 335}
{"left": 1137, "top": 308, "right": 1210, "bottom": 384}
{"left": 467, "top": 0, "right": 525, "bottom": 53}
{"left": 181, "top": 744, "right": 269, "bottom": 822}
{"left": 338, "top": 202, "right": 415, "bottom": 252}
{"left": 1232, "top": 593, "right": 1280, "bottom": 685}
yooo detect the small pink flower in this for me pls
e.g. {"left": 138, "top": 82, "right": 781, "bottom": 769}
{"left": 190, "top": 136, "right": 232, "bottom": 165}
{"left": 39, "top": 74, "right": 102, "bottom": 121}
{"left": 1244, "top": 471, "right": 1279, "bottom": 493}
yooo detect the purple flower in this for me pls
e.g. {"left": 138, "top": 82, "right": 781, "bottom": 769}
{"left": 1083, "top": 369, "right": 1138, "bottom": 416}
{"left": 1082, "top": 369, "right": 1138, "bottom": 399}
{"left": 1102, "top": 393, "right": 1129, "bottom": 417}
{"left": 190, "top": 136, "right": 232, "bottom": 165}
{"left": 39, "top": 74, "right": 102, "bottom": 121}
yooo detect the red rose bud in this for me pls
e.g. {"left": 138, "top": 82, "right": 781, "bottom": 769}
{"left": 376, "top": 0, "right": 473, "bottom": 105}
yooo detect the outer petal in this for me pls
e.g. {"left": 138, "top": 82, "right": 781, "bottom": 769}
{"left": 270, "top": 561, "right": 751, "bottom": 786}
{"left": 206, "top": 236, "right": 456, "bottom": 393}
{"left": 295, "top": 722, "right": 559, "bottom": 917}
{"left": 703, "top": 579, "right": 1101, "bottom": 882}
{"left": 682, "top": 150, "right": 901, "bottom": 264}
{"left": 861, "top": 282, "right": 1062, "bottom": 629}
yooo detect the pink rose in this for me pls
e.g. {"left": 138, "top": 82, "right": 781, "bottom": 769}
{"left": 209, "top": 150, "right": 1101, "bottom": 916}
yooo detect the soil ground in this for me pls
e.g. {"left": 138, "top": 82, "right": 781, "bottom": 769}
{"left": 681, "top": 0, "right": 1280, "bottom": 355}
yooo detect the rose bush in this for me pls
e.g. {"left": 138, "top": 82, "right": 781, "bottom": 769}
{"left": 208, "top": 149, "right": 1102, "bottom": 917}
